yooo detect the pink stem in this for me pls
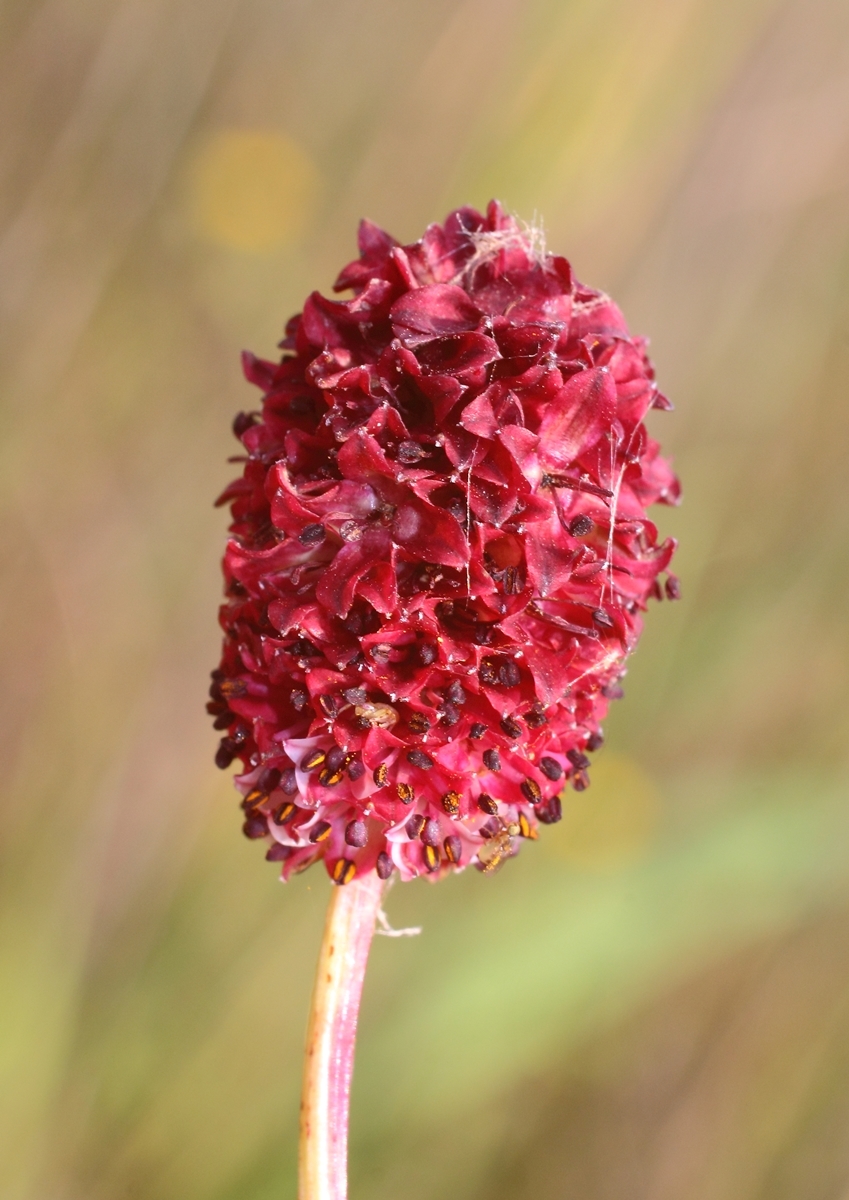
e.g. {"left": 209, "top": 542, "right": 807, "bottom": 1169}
{"left": 299, "top": 872, "right": 384, "bottom": 1200}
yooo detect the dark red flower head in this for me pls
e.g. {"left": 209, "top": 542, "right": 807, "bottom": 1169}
{"left": 208, "top": 201, "right": 680, "bottom": 885}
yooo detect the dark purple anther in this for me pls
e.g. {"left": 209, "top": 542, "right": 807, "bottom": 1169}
{"left": 539, "top": 756, "right": 563, "bottom": 781}
{"left": 301, "top": 749, "right": 326, "bottom": 771}
{"left": 421, "top": 818, "right": 441, "bottom": 847}
{"left": 232, "top": 411, "right": 257, "bottom": 438}
{"left": 299, "top": 523, "right": 326, "bottom": 545}
{"left": 567, "top": 748, "right": 591, "bottom": 771}
{"left": 242, "top": 816, "right": 268, "bottom": 839}
{"left": 345, "top": 820, "right": 368, "bottom": 848}
{"left": 397, "top": 440, "right": 429, "bottom": 463}
{"left": 479, "top": 660, "right": 498, "bottom": 686}
{"left": 325, "top": 745, "right": 347, "bottom": 773}
{"left": 537, "top": 795, "right": 563, "bottom": 824}
{"left": 500, "top": 716, "right": 523, "bottom": 740}
{"left": 524, "top": 708, "right": 547, "bottom": 728}
{"left": 405, "top": 814, "right": 426, "bottom": 839}
{"left": 215, "top": 740, "right": 236, "bottom": 769}
{"left": 444, "top": 835, "right": 462, "bottom": 864}
{"left": 568, "top": 514, "right": 593, "bottom": 536}
{"left": 257, "top": 766, "right": 281, "bottom": 794}
{"left": 520, "top": 779, "right": 542, "bottom": 804}
{"left": 499, "top": 660, "right": 521, "bottom": 688}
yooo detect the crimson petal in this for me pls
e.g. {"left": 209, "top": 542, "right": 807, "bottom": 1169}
{"left": 390, "top": 284, "right": 483, "bottom": 345}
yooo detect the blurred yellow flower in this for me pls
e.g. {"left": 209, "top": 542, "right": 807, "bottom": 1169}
{"left": 188, "top": 129, "right": 319, "bottom": 252}
{"left": 543, "top": 754, "right": 661, "bottom": 870}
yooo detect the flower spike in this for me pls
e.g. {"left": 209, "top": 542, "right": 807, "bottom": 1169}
{"left": 211, "top": 201, "right": 679, "bottom": 886}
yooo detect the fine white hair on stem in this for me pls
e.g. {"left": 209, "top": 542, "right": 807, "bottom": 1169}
{"left": 374, "top": 905, "right": 421, "bottom": 938}
{"left": 374, "top": 877, "right": 422, "bottom": 938}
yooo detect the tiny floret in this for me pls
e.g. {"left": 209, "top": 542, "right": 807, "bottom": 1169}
{"left": 209, "top": 201, "right": 679, "bottom": 883}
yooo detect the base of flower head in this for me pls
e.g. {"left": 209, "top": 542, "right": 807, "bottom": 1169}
{"left": 226, "top": 686, "right": 611, "bottom": 883}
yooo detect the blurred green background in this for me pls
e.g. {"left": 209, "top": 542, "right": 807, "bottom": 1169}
{"left": 2, "top": 0, "right": 849, "bottom": 1196}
